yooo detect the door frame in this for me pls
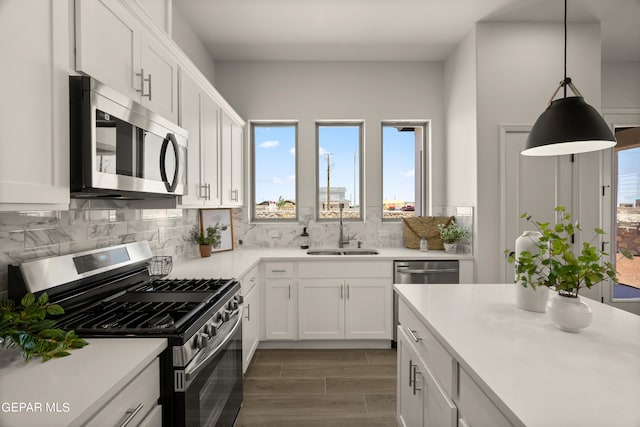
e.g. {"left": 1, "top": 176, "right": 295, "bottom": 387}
{"left": 602, "top": 109, "right": 640, "bottom": 314}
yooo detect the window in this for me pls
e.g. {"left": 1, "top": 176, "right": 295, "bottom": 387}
{"left": 316, "top": 122, "right": 363, "bottom": 220}
{"left": 381, "top": 122, "right": 427, "bottom": 220}
{"left": 251, "top": 122, "right": 297, "bottom": 221}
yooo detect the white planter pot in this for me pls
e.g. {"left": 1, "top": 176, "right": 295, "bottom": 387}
{"left": 443, "top": 243, "right": 457, "bottom": 254}
{"left": 515, "top": 284, "right": 549, "bottom": 313}
{"left": 546, "top": 293, "right": 593, "bottom": 333}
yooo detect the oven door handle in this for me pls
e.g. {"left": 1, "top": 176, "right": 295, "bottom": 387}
{"left": 184, "top": 306, "right": 242, "bottom": 382}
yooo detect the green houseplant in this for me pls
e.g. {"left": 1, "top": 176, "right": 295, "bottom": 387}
{"left": 437, "top": 222, "right": 468, "bottom": 254}
{"left": 191, "top": 223, "right": 228, "bottom": 257}
{"left": 1, "top": 292, "right": 88, "bottom": 362}
{"left": 506, "top": 206, "right": 632, "bottom": 332}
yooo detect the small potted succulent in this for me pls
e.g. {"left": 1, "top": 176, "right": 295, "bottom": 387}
{"left": 191, "top": 223, "right": 228, "bottom": 257}
{"left": 437, "top": 222, "right": 469, "bottom": 254}
{"left": 506, "top": 206, "right": 632, "bottom": 332}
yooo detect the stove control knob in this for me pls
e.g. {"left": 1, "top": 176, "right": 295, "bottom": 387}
{"left": 203, "top": 323, "right": 217, "bottom": 337}
{"left": 195, "top": 333, "right": 209, "bottom": 349}
{"left": 229, "top": 300, "right": 239, "bottom": 310}
{"left": 222, "top": 310, "right": 231, "bottom": 321}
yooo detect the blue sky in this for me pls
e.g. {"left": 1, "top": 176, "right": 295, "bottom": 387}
{"left": 617, "top": 147, "right": 640, "bottom": 205}
{"left": 253, "top": 124, "right": 416, "bottom": 204}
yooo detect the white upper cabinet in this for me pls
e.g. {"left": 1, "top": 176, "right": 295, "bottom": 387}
{"left": 220, "top": 113, "right": 244, "bottom": 207}
{"left": 0, "top": 0, "right": 70, "bottom": 210}
{"left": 179, "top": 70, "right": 221, "bottom": 207}
{"left": 76, "top": 0, "right": 179, "bottom": 123}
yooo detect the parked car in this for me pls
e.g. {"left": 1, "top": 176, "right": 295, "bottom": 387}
{"left": 401, "top": 205, "right": 415, "bottom": 211}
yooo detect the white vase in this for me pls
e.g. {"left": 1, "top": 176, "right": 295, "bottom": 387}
{"left": 443, "top": 243, "right": 457, "bottom": 254}
{"left": 546, "top": 293, "right": 593, "bottom": 333}
{"left": 514, "top": 231, "right": 548, "bottom": 312}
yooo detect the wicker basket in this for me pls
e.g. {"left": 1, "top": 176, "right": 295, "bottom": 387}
{"left": 402, "top": 216, "right": 454, "bottom": 250}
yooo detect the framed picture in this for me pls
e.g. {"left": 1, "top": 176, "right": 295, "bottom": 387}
{"left": 199, "top": 208, "right": 234, "bottom": 253}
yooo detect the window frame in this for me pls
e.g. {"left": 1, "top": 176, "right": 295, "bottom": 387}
{"left": 380, "top": 121, "right": 429, "bottom": 222}
{"left": 250, "top": 120, "right": 299, "bottom": 223}
{"left": 315, "top": 121, "right": 364, "bottom": 222}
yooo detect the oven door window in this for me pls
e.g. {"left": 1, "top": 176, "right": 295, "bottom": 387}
{"left": 95, "top": 109, "right": 183, "bottom": 190}
{"left": 183, "top": 325, "right": 243, "bottom": 426}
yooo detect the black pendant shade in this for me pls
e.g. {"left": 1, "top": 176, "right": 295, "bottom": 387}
{"left": 521, "top": 0, "right": 616, "bottom": 156}
{"left": 523, "top": 96, "right": 616, "bottom": 156}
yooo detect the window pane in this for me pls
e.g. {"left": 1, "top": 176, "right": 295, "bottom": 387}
{"left": 614, "top": 146, "right": 640, "bottom": 298}
{"left": 382, "top": 124, "right": 423, "bottom": 219}
{"left": 317, "top": 124, "right": 361, "bottom": 220}
{"left": 253, "top": 124, "right": 297, "bottom": 220}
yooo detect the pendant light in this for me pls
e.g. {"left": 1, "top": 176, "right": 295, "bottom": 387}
{"left": 522, "top": 0, "right": 616, "bottom": 156}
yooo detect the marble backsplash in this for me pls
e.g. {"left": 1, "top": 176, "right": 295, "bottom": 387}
{"left": 0, "top": 200, "right": 200, "bottom": 297}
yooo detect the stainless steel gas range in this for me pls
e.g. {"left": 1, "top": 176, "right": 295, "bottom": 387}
{"left": 8, "top": 241, "right": 243, "bottom": 427}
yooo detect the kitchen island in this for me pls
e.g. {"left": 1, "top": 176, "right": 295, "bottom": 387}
{"left": 394, "top": 283, "right": 640, "bottom": 426}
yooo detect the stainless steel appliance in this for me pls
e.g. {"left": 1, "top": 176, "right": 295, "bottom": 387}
{"left": 69, "top": 76, "right": 187, "bottom": 199}
{"left": 392, "top": 260, "right": 459, "bottom": 345}
{"left": 8, "top": 241, "right": 242, "bottom": 427}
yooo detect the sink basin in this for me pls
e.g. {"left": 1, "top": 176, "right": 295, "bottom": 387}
{"left": 306, "top": 249, "right": 379, "bottom": 256}
{"left": 306, "top": 249, "right": 343, "bottom": 255}
{"left": 342, "top": 249, "right": 379, "bottom": 255}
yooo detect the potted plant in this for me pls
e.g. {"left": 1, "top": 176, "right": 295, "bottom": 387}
{"left": 191, "top": 223, "right": 228, "bottom": 257}
{"left": 506, "top": 206, "right": 632, "bottom": 332}
{"left": 1, "top": 292, "right": 88, "bottom": 363}
{"left": 437, "top": 222, "right": 469, "bottom": 254}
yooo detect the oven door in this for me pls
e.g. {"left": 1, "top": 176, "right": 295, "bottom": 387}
{"left": 176, "top": 307, "right": 243, "bottom": 427}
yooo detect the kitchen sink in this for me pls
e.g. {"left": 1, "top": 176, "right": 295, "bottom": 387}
{"left": 306, "top": 249, "right": 379, "bottom": 256}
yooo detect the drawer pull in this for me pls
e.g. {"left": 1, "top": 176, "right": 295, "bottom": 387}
{"left": 407, "top": 328, "right": 422, "bottom": 342}
{"left": 271, "top": 269, "right": 287, "bottom": 273}
{"left": 118, "top": 403, "right": 144, "bottom": 427}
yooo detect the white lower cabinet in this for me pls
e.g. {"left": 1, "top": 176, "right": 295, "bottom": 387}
{"left": 397, "top": 326, "right": 457, "bottom": 427}
{"left": 242, "top": 282, "right": 260, "bottom": 373}
{"left": 264, "top": 279, "right": 297, "bottom": 340}
{"left": 87, "top": 358, "right": 161, "bottom": 426}
{"left": 297, "top": 261, "right": 392, "bottom": 340}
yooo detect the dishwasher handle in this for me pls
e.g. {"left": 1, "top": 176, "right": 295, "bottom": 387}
{"left": 397, "top": 268, "right": 459, "bottom": 274}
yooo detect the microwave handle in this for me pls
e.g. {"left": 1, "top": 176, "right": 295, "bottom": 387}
{"left": 160, "top": 133, "right": 180, "bottom": 192}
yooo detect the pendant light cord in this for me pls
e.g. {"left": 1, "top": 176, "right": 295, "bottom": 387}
{"left": 563, "top": 0, "right": 567, "bottom": 98}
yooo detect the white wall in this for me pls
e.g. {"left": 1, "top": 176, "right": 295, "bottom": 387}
{"left": 602, "top": 61, "right": 640, "bottom": 109}
{"left": 214, "top": 61, "right": 445, "bottom": 247}
{"left": 171, "top": 3, "right": 216, "bottom": 84}
{"left": 444, "top": 28, "right": 478, "bottom": 246}
{"left": 473, "top": 22, "right": 602, "bottom": 283}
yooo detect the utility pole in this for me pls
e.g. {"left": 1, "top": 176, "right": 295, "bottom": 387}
{"left": 325, "top": 153, "right": 331, "bottom": 210}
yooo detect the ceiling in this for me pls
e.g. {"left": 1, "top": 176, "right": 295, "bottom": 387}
{"left": 175, "top": 0, "right": 640, "bottom": 62}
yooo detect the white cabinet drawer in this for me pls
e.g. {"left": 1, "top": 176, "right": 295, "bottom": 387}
{"left": 87, "top": 358, "right": 160, "bottom": 426}
{"left": 138, "top": 404, "right": 162, "bottom": 427}
{"left": 241, "top": 264, "right": 259, "bottom": 292}
{"left": 264, "top": 262, "right": 294, "bottom": 278}
{"left": 456, "top": 368, "right": 511, "bottom": 427}
{"left": 298, "top": 261, "right": 391, "bottom": 278}
{"left": 399, "top": 299, "right": 456, "bottom": 397}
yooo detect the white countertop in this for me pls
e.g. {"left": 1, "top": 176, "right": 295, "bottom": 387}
{"left": 0, "top": 338, "right": 167, "bottom": 427}
{"left": 394, "top": 283, "right": 640, "bottom": 427}
{"left": 168, "top": 247, "right": 472, "bottom": 279}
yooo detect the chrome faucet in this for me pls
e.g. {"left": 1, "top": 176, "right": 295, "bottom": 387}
{"left": 338, "top": 203, "right": 349, "bottom": 248}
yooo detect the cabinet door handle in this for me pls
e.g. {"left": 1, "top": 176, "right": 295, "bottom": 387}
{"left": 231, "top": 188, "right": 239, "bottom": 201}
{"left": 245, "top": 303, "right": 251, "bottom": 321}
{"left": 136, "top": 68, "right": 145, "bottom": 95}
{"left": 288, "top": 284, "right": 291, "bottom": 299}
{"left": 118, "top": 403, "right": 144, "bottom": 427}
{"left": 407, "top": 328, "right": 421, "bottom": 342}
{"left": 147, "top": 73, "right": 152, "bottom": 101}
{"left": 346, "top": 284, "right": 350, "bottom": 299}
{"left": 412, "top": 366, "right": 422, "bottom": 395}
{"left": 340, "top": 284, "right": 343, "bottom": 299}
{"left": 408, "top": 359, "right": 415, "bottom": 387}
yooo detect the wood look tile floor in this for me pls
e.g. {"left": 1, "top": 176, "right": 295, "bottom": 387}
{"left": 236, "top": 349, "right": 399, "bottom": 427}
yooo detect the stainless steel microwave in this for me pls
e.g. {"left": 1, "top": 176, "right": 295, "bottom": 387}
{"left": 69, "top": 76, "right": 187, "bottom": 199}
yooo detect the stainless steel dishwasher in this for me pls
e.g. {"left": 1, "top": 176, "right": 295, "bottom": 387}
{"left": 392, "top": 260, "right": 459, "bottom": 345}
